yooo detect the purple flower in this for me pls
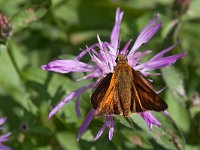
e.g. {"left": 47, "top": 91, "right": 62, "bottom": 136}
{"left": 0, "top": 117, "right": 11, "bottom": 150}
{"left": 41, "top": 8, "right": 186, "bottom": 141}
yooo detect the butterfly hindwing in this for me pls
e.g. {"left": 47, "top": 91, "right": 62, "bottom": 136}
{"left": 131, "top": 69, "right": 168, "bottom": 112}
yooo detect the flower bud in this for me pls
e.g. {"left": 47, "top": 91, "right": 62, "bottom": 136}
{"left": 0, "top": 13, "right": 12, "bottom": 39}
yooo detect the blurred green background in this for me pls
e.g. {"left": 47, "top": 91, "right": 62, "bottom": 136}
{"left": 0, "top": 0, "right": 200, "bottom": 149}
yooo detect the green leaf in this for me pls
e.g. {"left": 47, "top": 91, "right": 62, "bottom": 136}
{"left": 56, "top": 132, "right": 80, "bottom": 150}
{"left": 166, "top": 90, "right": 190, "bottom": 133}
{"left": 188, "top": 0, "right": 200, "bottom": 19}
{"left": 115, "top": 116, "right": 135, "bottom": 129}
{"left": 0, "top": 45, "right": 35, "bottom": 112}
{"left": 22, "top": 66, "right": 93, "bottom": 124}
{"left": 131, "top": 112, "right": 185, "bottom": 150}
{"left": 162, "top": 66, "right": 186, "bottom": 98}
{"left": 11, "top": 6, "right": 48, "bottom": 32}
{"left": 30, "top": 126, "right": 52, "bottom": 136}
{"left": 120, "top": 129, "right": 153, "bottom": 149}
{"left": 37, "top": 145, "right": 53, "bottom": 150}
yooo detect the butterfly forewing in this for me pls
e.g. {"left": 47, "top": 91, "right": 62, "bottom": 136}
{"left": 91, "top": 72, "right": 123, "bottom": 117}
{"left": 91, "top": 73, "right": 112, "bottom": 109}
{"left": 131, "top": 69, "right": 168, "bottom": 112}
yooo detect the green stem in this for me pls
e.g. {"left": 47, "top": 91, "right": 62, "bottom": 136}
{"left": 6, "top": 39, "right": 22, "bottom": 79}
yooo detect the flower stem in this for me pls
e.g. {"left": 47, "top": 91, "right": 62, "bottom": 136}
{"left": 6, "top": 39, "right": 22, "bottom": 79}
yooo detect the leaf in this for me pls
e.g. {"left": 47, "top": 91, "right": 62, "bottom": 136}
{"left": 186, "top": 112, "right": 200, "bottom": 145}
{"left": 56, "top": 132, "right": 80, "bottom": 150}
{"left": 37, "top": 145, "right": 52, "bottom": 150}
{"left": 188, "top": 0, "right": 200, "bottom": 19}
{"left": 166, "top": 90, "right": 190, "bottom": 133}
{"left": 131, "top": 112, "right": 185, "bottom": 150}
{"left": 79, "top": 129, "right": 94, "bottom": 142}
{"left": 52, "top": 0, "right": 79, "bottom": 25}
{"left": 22, "top": 66, "right": 93, "bottom": 124}
{"left": 30, "top": 126, "right": 52, "bottom": 136}
{"left": 162, "top": 66, "right": 186, "bottom": 98}
{"left": 120, "top": 129, "right": 153, "bottom": 149}
{"left": 22, "top": 67, "right": 77, "bottom": 97}
{"left": 0, "top": 45, "right": 34, "bottom": 111}
{"left": 70, "top": 30, "right": 109, "bottom": 46}
{"left": 115, "top": 116, "right": 135, "bottom": 129}
{"left": 11, "top": 6, "right": 48, "bottom": 32}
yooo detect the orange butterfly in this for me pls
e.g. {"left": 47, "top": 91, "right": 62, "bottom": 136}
{"left": 91, "top": 54, "right": 167, "bottom": 117}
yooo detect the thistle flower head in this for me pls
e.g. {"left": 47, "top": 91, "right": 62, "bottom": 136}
{"left": 41, "top": 8, "right": 186, "bottom": 141}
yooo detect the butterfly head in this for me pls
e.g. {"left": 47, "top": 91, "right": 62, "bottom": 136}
{"left": 115, "top": 54, "right": 128, "bottom": 64}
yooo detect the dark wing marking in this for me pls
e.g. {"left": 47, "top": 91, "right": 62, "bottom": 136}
{"left": 131, "top": 69, "right": 168, "bottom": 112}
{"left": 131, "top": 84, "right": 145, "bottom": 112}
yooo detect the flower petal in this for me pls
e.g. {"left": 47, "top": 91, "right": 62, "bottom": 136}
{"left": 0, "top": 117, "right": 11, "bottom": 149}
{"left": 77, "top": 71, "right": 102, "bottom": 81}
{"left": 49, "top": 82, "right": 97, "bottom": 118}
{"left": 91, "top": 49, "right": 115, "bottom": 74}
{"left": 108, "top": 117, "right": 114, "bottom": 141}
{"left": 128, "top": 50, "right": 152, "bottom": 67}
{"left": 0, "top": 132, "right": 11, "bottom": 143}
{"left": 110, "top": 7, "right": 124, "bottom": 53}
{"left": 156, "top": 86, "right": 167, "bottom": 94}
{"left": 96, "top": 34, "right": 116, "bottom": 69}
{"left": 150, "top": 45, "right": 176, "bottom": 61}
{"left": 135, "top": 52, "right": 187, "bottom": 71}
{"left": 163, "top": 110, "right": 170, "bottom": 116}
{"left": 41, "top": 60, "right": 94, "bottom": 74}
{"left": 0, "top": 145, "right": 12, "bottom": 150}
{"left": 94, "top": 116, "right": 114, "bottom": 141}
{"left": 129, "top": 14, "right": 161, "bottom": 54}
{"left": 77, "top": 109, "right": 95, "bottom": 141}
{"left": 75, "top": 96, "right": 81, "bottom": 118}
{"left": 140, "top": 111, "right": 161, "bottom": 130}
{"left": 120, "top": 40, "right": 132, "bottom": 55}
{"left": 94, "top": 124, "right": 107, "bottom": 141}
{"left": 0, "top": 117, "right": 6, "bottom": 126}
{"left": 75, "top": 43, "right": 99, "bottom": 61}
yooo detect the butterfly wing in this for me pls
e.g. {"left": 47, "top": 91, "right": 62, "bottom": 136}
{"left": 131, "top": 69, "right": 168, "bottom": 113}
{"left": 91, "top": 73, "right": 113, "bottom": 109}
{"left": 91, "top": 73, "right": 123, "bottom": 117}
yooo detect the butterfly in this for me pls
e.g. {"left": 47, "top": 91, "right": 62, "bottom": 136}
{"left": 91, "top": 54, "right": 168, "bottom": 117}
